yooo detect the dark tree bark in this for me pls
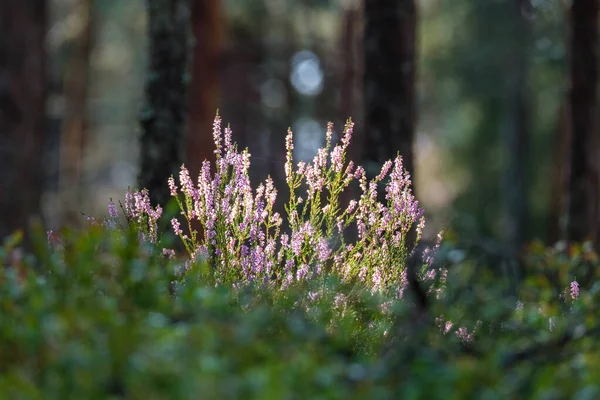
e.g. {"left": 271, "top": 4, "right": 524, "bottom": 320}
{"left": 338, "top": 2, "right": 363, "bottom": 243}
{"left": 502, "top": 0, "right": 531, "bottom": 254}
{"left": 0, "top": 2, "right": 47, "bottom": 241}
{"left": 363, "top": 0, "right": 416, "bottom": 190}
{"left": 340, "top": 3, "right": 362, "bottom": 127}
{"left": 548, "top": 102, "right": 570, "bottom": 244}
{"left": 220, "top": 29, "right": 263, "bottom": 178}
{"left": 187, "top": 0, "right": 223, "bottom": 178}
{"left": 139, "top": 0, "right": 192, "bottom": 206}
{"left": 566, "top": 0, "right": 599, "bottom": 244}
{"left": 59, "top": 0, "right": 93, "bottom": 226}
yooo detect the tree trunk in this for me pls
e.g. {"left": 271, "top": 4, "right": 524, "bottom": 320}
{"left": 338, "top": 1, "right": 363, "bottom": 243}
{"left": 187, "top": 0, "right": 223, "bottom": 178}
{"left": 502, "top": 0, "right": 531, "bottom": 255}
{"left": 139, "top": 0, "right": 192, "bottom": 207}
{"left": 547, "top": 102, "right": 570, "bottom": 244}
{"left": 363, "top": 0, "right": 416, "bottom": 191}
{"left": 58, "top": 0, "right": 93, "bottom": 226}
{"left": 340, "top": 3, "right": 361, "bottom": 125}
{"left": 0, "top": 1, "right": 47, "bottom": 241}
{"left": 566, "top": 0, "right": 599, "bottom": 244}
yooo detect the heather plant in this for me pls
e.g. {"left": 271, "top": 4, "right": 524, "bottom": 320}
{"left": 156, "top": 115, "right": 440, "bottom": 297}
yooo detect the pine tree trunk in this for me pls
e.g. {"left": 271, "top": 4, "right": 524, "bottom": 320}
{"left": 566, "top": 0, "right": 599, "bottom": 244}
{"left": 548, "top": 102, "right": 570, "bottom": 244}
{"left": 363, "top": 0, "right": 416, "bottom": 190}
{"left": 139, "top": 0, "right": 192, "bottom": 206}
{"left": 502, "top": 0, "right": 531, "bottom": 254}
{"left": 0, "top": 1, "right": 47, "bottom": 241}
{"left": 187, "top": 0, "right": 223, "bottom": 178}
{"left": 58, "top": 0, "right": 93, "bottom": 226}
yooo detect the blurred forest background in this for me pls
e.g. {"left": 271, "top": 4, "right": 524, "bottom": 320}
{"left": 1, "top": 0, "right": 599, "bottom": 257}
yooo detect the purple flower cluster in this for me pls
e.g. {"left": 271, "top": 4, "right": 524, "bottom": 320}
{"left": 570, "top": 280, "right": 580, "bottom": 300}
{"left": 123, "top": 188, "right": 163, "bottom": 243}
{"left": 165, "top": 115, "right": 284, "bottom": 284}
{"left": 137, "top": 115, "right": 442, "bottom": 297}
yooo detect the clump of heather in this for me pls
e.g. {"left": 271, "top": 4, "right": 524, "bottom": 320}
{"left": 165, "top": 115, "right": 442, "bottom": 296}
{"left": 570, "top": 280, "right": 580, "bottom": 300}
{"left": 117, "top": 188, "right": 164, "bottom": 243}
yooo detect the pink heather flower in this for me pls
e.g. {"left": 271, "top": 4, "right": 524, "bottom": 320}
{"left": 285, "top": 128, "right": 294, "bottom": 180}
{"left": 125, "top": 188, "right": 134, "bottom": 217}
{"left": 330, "top": 145, "right": 344, "bottom": 173}
{"left": 423, "top": 231, "right": 443, "bottom": 267}
{"left": 336, "top": 218, "right": 343, "bottom": 234}
{"left": 285, "top": 128, "right": 294, "bottom": 152}
{"left": 570, "top": 280, "right": 580, "bottom": 300}
{"left": 271, "top": 212, "right": 282, "bottom": 227}
{"left": 435, "top": 230, "right": 444, "bottom": 248}
{"left": 290, "top": 230, "right": 303, "bottom": 256}
{"left": 171, "top": 218, "right": 183, "bottom": 236}
{"left": 168, "top": 176, "right": 178, "bottom": 196}
{"left": 371, "top": 268, "right": 383, "bottom": 292}
{"left": 341, "top": 120, "right": 353, "bottom": 149}
{"left": 368, "top": 181, "right": 378, "bottom": 204}
{"left": 415, "top": 216, "right": 425, "bottom": 241}
{"left": 265, "top": 177, "right": 277, "bottom": 207}
{"left": 179, "top": 166, "right": 194, "bottom": 196}
{"left": 280, "top": 234, "right": 289, "bottom": 248}
{"left": 316, "top": 237, "right": 331, "bottom": 262}
{"left": 297, "top": 264, "right": 309, "bottom": 281}
{"left": 308, "top": 291, "right": 321, "bottom": 302}
{"left": 213, "top": 114, "right": 223, "bottom": 157}
{"left": 133, "top": 190, "right": 151, "bottom": 220}
{"left": 108, "top": 201, "right": 118, "bottom": 218}
{"left": 444, "top": 321, "right": 453, "bottom": 334}
{"left": 346, "top": 200, "right": 357, "bottom": 214}
{"left": 358, "top": 266, "right": 368, "bottom": 282}
{"left": 334, "top": 293, "right": 347, "bottom": 310}
{"left": 376, "top": 160, "right": 393, "bottom": 182}
{"left": 162, "top": 248, "right": 176, "bottom": 259}
{"left": 147, "top": 204, "right": 163, "bottom": 243}
{"left": 316, "top": 148, "right": 328, "bottom": 170}
{"left": 282, "top": 272, "right": 294, "bottom": 290}
{"left": 224, "top": 126, "right": 233, "bottom": 152}
{"left": 326, "top": 122, "right": 333, "bottom": 147}
{"left": 437, "top": 316, "right": 454, "bottom": 335}
{"left": 343, "top": 161, "right": 355, "bottom": 184}
{"left": 456, "top": 327, "right": 473, "bottom": 342}
{"left": 296, "top": 161, "right": 306, "bottom": 176}
{"left": 424, "top": 269, "right": 436, "bottom": 281}
{"left": 354, "top": 166, "right": 365, "bottom": 180}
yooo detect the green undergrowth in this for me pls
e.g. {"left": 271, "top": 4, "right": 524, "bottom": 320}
{"left": 1, "top": 226, "right": 600, "bottom": 399}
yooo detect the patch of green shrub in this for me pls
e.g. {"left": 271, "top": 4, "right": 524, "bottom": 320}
{"left": 2, "top": 224, "right": 600, "bottom": 399}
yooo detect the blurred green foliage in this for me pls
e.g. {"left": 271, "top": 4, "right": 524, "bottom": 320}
{"left": 419, "top": 0, "right": 566, "bottom": 241}
{"left": 0, "top": 224, "right": 599, "bottom": 398}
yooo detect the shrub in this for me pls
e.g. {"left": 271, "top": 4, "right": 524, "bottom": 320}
{"left": 119, "top": 115, "right": 445, "bottom": 301}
